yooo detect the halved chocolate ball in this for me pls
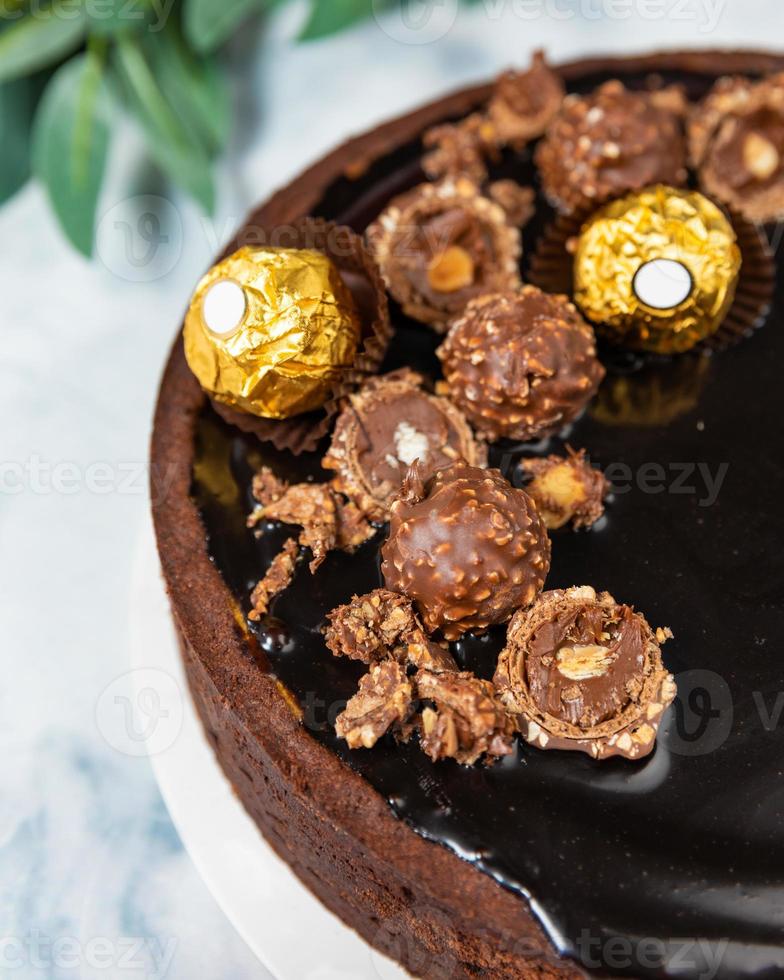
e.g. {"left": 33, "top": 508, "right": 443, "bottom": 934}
{"left": 494, "top": 586, "right": 676, "bottom": 761}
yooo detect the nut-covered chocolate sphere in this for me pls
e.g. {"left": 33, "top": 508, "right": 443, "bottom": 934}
{"left": 494, "top": 586, "right": 676, "bottom": 761}
{"left": 184, "top": 246, "right": 361, "bottom": 419}
{"left": 437, "top": 286, "right": 605, "bottom": 442}
{"left": 366, "top": 177, "right": 521, "bottom": 331}
{"left": 689, "top": 72, "right": 784, "bottom": 224}
{"left": 535, "top": 80, "right": 688, "bottom": 214}
{"left": 322, "top": 370, "right": 486, "bottom": 521}
{"left": 381, "top": 462, "right": 550, "bottom": 640}
{"left": 573, "top": 185, "right": 741, "bottom": 354}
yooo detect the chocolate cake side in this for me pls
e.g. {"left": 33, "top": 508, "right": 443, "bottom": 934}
{"left": 152, "top": 48, "right": 784, "bottom": 980}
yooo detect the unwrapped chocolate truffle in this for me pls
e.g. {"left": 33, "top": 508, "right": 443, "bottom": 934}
{"left": 322, "top": 369, "right": 486, "bottom": 520}
{"left": 487, "top": 50, "right": 565, "bottom": 149}
{"left": 381, "top": 462, "right": 551, "bottom": 640}
{"left": 573, "top": 185, "right": 741, "bottom": 354}
{"left": 422, "top": 113, "right": 497, "bottom": 185}
{"left": 535, "top": 80, "right": 688, "bottom": 214}
{"left": 437, "top": 286, "right": 604, "bottom": 442}
{"left": 366, "top": 177, "right": 521, "bottom": 331}
{"left": 689, "top": 73, "right": 784, "bottom": 223}
{"left": 519, "top": 448, "right": 609, "bottom": 530}
{"left": 494, "top": 586, "right": 676, "bottom": 761}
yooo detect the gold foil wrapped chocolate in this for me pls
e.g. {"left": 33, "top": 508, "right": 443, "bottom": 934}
{"left": 573, "top": 185, "right": 741, "bottom": 354}
{"left": 184, "top": 246, "right": 361, "bottom": 419}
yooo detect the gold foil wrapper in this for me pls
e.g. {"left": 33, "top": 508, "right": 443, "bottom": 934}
{"left": 184, "top": 246, "right": 361, "bottom": 419}
{"left": 573, "top": 185, "right": 742, "bottom": 354}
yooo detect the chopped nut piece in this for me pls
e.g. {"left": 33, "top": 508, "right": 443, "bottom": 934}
{"left": 494, "top": 587, "right": 676, "bottom": 761}
{"left": 335, "top": 661, "right": 414, "bottom": 749}
{"left": 743, "top": 131, "right": 780, "bottom": 181}
{"left": 427, "top": 246, "right": 475, "bottom": 293}
{"left": 416, "top": 669, "right": 514, "bottom": 765}
{"left": 249, "top": 538, "right": 299, "bottom": 622}
{"left": 519, "top": 447, "right": 609, "bottom": 530}
{"left": 406, "top": 637, "right": 457, "bottom": 674}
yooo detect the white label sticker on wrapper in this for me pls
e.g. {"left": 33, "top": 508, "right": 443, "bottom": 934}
{"left": 202, "top": 279, "right": 247, "bottom": 336}
{"left": 632, "top": 259, "right": 693, "bottom": 310}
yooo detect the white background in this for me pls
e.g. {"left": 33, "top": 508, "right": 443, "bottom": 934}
{"left": 1, "top": 2, "right": 780, "bottom": 977}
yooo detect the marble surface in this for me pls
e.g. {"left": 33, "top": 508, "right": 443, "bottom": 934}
{"left": 0, "top": 3, "right": 778, "bottom": 977}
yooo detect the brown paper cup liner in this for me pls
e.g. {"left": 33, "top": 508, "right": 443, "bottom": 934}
{"left": 528, "top": 204, "right": 775, "bottom": 354}
{"left": 212, "top": 216, "right": 392, "bottom": 455}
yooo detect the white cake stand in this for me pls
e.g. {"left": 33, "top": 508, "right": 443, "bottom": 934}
{"left": 128, "top": 515, "right": 409, "bottom": 980}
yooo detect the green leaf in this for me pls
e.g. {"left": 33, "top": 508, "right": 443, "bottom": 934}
{"left": 0, "top": 75, "right": 34, "bottom": 202}
{"left": 32, "top": 47, "right": 111, "bottom": 255}
{"left": 298, "top": 0, "right": 374, "bottom": 40}
{"left": 113, "top": 35, "right": 214, "bottom": 213}
{"left": 0, "top": 3, "right": 88, "bottom": 83}
{"left": 145, "top": 23, "right": 230, "bottom": 154}
{"left": 85, "top": 0, "right": 158, "bottom": 36}
{"left": 184, "top": 0, "right": 262, "bottom": 54}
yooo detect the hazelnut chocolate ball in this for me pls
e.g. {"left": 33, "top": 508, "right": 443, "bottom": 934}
{"left": 322, "top": 369, "right": 486, "bottom": 521}
{"left": 366, "top": 177, "right": 521, "bottom": 331}
{"left": 381, "top": 462, "right": 550, "bottom": 640}
{"left": 689, "top": 73, "right": 784, "bottom": 223}
{"left": 535, "top": 80, "right": 688, "bottom": 215}
{"left": 437, "top": 286, "right": 605, "bottom": 442}
{"left": 494, "top": 586, "right": 676, "bottom": 761}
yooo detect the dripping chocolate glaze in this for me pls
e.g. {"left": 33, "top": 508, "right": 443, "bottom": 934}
{"left": 193, "top": 65, "right": 784, "bottom": 980}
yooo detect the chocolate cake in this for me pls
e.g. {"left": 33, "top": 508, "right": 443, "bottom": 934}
{"left": 151, "top": 50, "right": 784, "bottom": 979}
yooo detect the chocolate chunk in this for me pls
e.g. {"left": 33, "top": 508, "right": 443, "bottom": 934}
{"left": 535, "top": 80, "right": 688, "bottom": 214}
{"left": 335, "top": 661, "right": 414, "bottom": 750}
{"left": 494, "top": 586, "right": 676, "bottom": 761}
{"left": 325, "top": 588, "right": 458, "bottom": 672}
{"left": 416, "top": 669, "right": 515, "bottom": 765}
{"left": 381, "top": 461, "right": 551, "bottom": 640}
{"left": 519, "top": 447, "right": 609, "bottom": 530}
{"left": 689, "top": 73, "right": 784, "bottom": 223}
{"left": 437, "top": 287, "right": 605, "bottom": 443}
{"left": 422, "top": 113, "right": 497, "bottom": 185}
{"left": 249, "top": 471, "right": 374, "bottom": 572}
{"left": 322, "top": 369, "right": 487, "bottom": 520}
{"left": 325, "top": 588, "right": 421, "bottom": 663}
{"left": 249, "top": 538, "right": 299, "bottom": 621}
{"left": 366, "top": 177, "right": 521, "bottom": 331}
{"left": 486, "top": 180, "right": 536, "bottom": 228}
{"left": 487, "top": 50, "right": 565, "bottom": 149}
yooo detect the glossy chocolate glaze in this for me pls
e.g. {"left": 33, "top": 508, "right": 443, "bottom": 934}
{"left": 193, "top": 65, "right": 784, "bottom": 979}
